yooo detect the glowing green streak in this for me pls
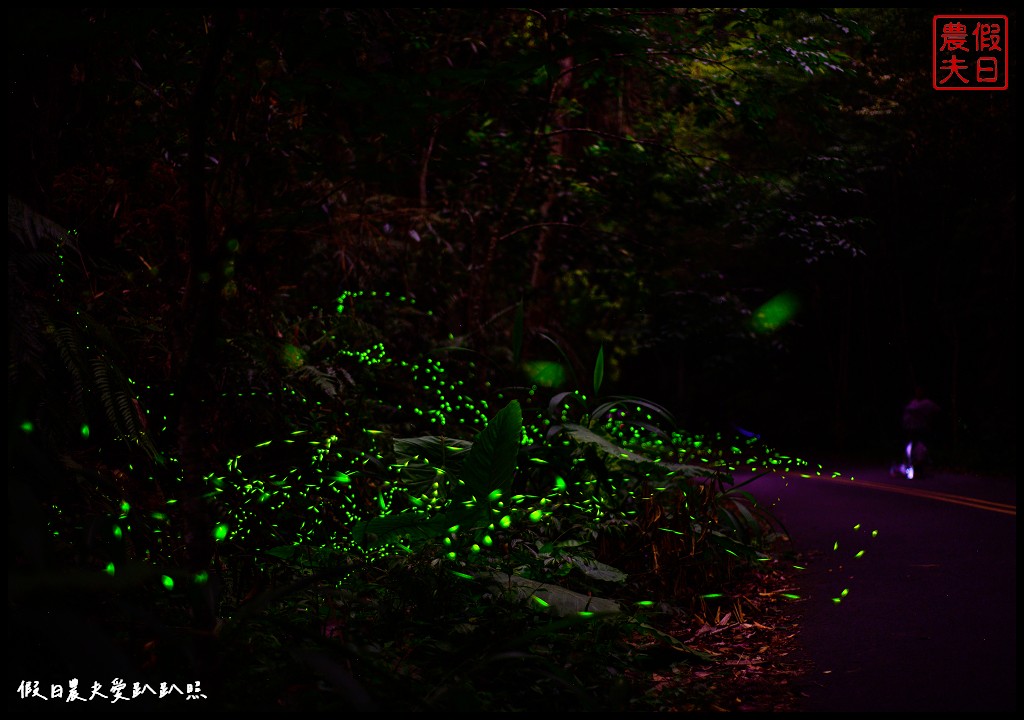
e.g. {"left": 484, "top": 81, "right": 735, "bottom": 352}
{"left": 105, "top": 562, "right": 116, "bottom": 576}
{"left": 532, "top": 596, "right": 550, "bottom": 608}
{"left": 20, "top": 421, "right": 33, "bottom": 433}
{"left": 80, "top": 424, "right": 90, "bottom": 439}
{"left": 162, "top": 575, "right": 174, "bottom": 590}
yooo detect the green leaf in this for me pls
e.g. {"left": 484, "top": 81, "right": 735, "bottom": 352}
{"left": 562, "top": 423, "right": 654, "bottom": 465}
{"left": 481, "top": 572, "right": 622, "bottom": 616}
{"left": 590, "top": 396, "right": 677, "bottom": 428}
{"left": 569, "top": 555, "right": 627, "bottom": 583}
{"left": 352, "top": 505, "right": 480, "bottom": 548}
{"left": 458, "top": 400, "right": 522, "bottom": 507}
{"left": 562, "top": 423, "right": 709, "bottom": 479}
{"left": 355, "top": 402, "right": 524, "bottom": 549}
{"left": 393, "top": 436, "right": 473, "bottom": 486}
{"left": 265, "top": 545, "right": 297, "bottom": 560}
{"left": 593, "top": 344, "right": 605, "bottom": 396}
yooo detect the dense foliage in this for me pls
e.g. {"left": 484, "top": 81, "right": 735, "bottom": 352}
{"left": 8, "top": 7, "right": 1014, "bottom": 712}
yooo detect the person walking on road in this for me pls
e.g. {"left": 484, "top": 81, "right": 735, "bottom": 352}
{"left": 895, "top": 385, "right": 941, "bottom": 479}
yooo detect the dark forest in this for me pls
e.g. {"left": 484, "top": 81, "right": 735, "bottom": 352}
{"left": 8, "top": 8, "right": 1015, "bottom": 712}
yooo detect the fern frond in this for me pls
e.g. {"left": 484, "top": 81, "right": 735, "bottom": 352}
{"left": 335, "top": 365, "right": 354, "bottom": 387}
{"left": 293, "top": 364, "right": 341, "bottom": 398}
{"left": 9, "top": 195, "right": 70, "bottom": 249}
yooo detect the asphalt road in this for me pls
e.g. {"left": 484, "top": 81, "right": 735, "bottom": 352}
{"left": 741, "top": 460, "right": 1016, "bottom": 713}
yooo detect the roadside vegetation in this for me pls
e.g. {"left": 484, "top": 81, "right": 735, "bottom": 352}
{"left": 9, "top": 8, "right": 1013, "bottom": 711}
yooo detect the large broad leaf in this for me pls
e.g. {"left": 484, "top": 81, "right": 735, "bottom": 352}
{"left": 569, "top": 555, "right": 628, "bottom": 583}
{"left": 352, "top": 504, "right": 480, "bottom": 548}
{"left": 563, "top": 423, "right": 652, "bottom": 464}
{"left": 562, "top": 423, "right": 708, "bottom": 480}
{"left": 354, "top": 402, "right": 522, "bottom": 549}
{"left": 394, "top": 436, "right": 473, "bottom": 463}
{"left": 590, "top": 395, "right": 677, "bottom": 428}
{"left": 456, "top": 400, "right": 522, "bottom": 507}
{"left": 481, "top": 572, "right": 622, "bottom": 616}
{"left": 392, "top": 436, "right": 473, "bottom": 486}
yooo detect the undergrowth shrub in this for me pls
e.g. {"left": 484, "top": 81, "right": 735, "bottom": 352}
{"left": 10, "top": 205, "right": 807, "bottom": 710}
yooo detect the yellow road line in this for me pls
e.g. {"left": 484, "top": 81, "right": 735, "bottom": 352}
{"left": 763, "top": 470, "right": 1016, "bottom": 516}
